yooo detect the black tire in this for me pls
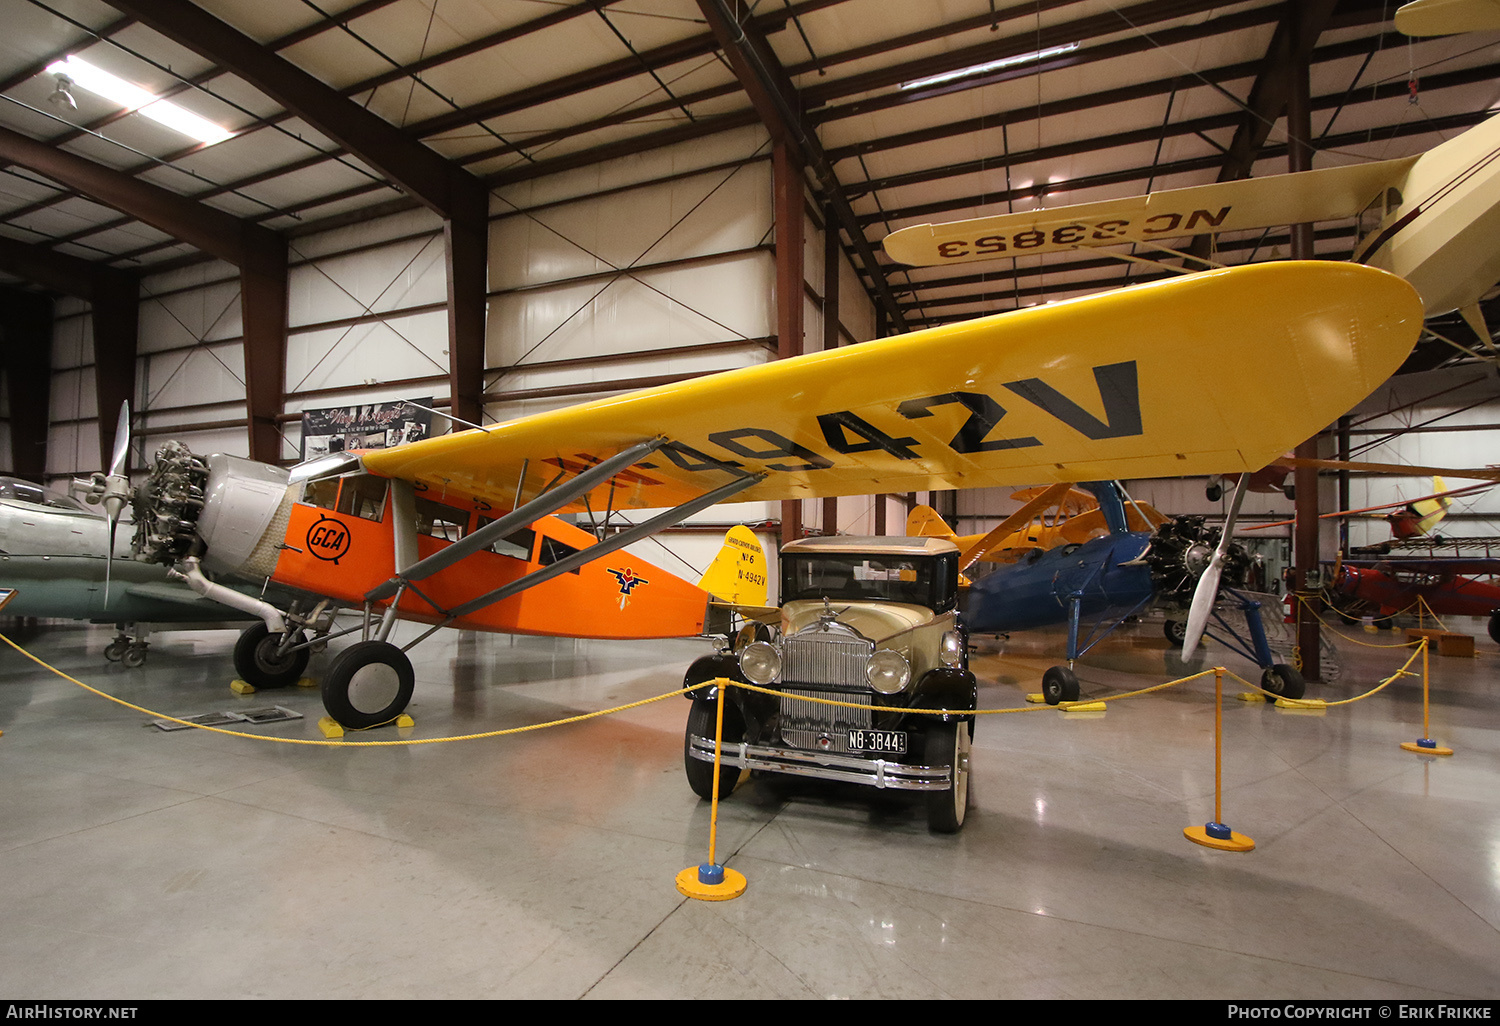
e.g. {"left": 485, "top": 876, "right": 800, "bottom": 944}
{"left": 1282, "top": 484, "right": 1296, "bottom": 500}
{"left": 233, "top": 622, "right": 309, "bottom": 689}
{"left": 1041, "top": 665, "right": 1080, "bottom": 706}
{"left": 1206, "top": 482, "right": 1223, "bottom": 502}
{"left": 925, "top": 719, "right": 971, "bottom": 834}
{"left": 121, "top": 644, "right": 147, "bottom": 669}
{"left": 1164, "top": 619, "right": 1187, "bottom": 647}
{"left": 1373, "top": 615, "right": 1396, "bottom": 631}
{"left": 1488, "top": 611, "right": 1500, "bottom": 646}
{"left": 320, "top": 641, "right": 414, "bottom": 729}
{"left": 1261, "top": 663, "right": 1306, "bottom": 700}
{"left": 684, "top": 698, "right": 744, "bottom": 800}
{"left": 104, "top": 639, "right": 127, "bottom": 662}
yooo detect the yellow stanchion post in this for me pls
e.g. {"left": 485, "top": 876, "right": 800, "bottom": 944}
{"left": 1401, "top": 640, "right": 1454, "bottom": 757}
{"left": 677, "top": 679, "right": 747, "bottom": 900}
{"left": 1185, "top": 667, "right": 1255, "bottom": 852}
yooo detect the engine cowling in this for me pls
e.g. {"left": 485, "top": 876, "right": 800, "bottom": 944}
{"left": 133, "top": 442, "right": 294, "bottom": 579}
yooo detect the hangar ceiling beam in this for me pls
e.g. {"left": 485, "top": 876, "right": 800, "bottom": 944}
{"left": 1179, "top": 0, "right": 1339, "bottom": 269}
{"left": 0, "top": 126, "right": 287, "bottom": 464}
{"left": 99, "top": 0, "right": 490, "bottom": 426}
{"left": 697, "top": 0, "right": 907, "bottom": 333}
{"left": 0, "top": 236, "right": 139, "bottom": 473}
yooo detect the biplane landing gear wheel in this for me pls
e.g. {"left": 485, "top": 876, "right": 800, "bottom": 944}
{"left": 233, "top": 622, "right": 310, "bottom": 689}
{"left": 1488, "top": 611, "right": 1500, "bottom": 646}
{"left": 1041, "top": 665, "right": 1080, "bottom": 706}
{"left": 1260, "top": 663, "right": 1305, "bottom": 701}
{"left": 1164, "top": 619, "right": 1188, "bottom": 647}
{"left": 321, "top": 641, "right": 414, "bottom": 729}
{"left": 925, "top": 719, "right": 971, "bottom": 834}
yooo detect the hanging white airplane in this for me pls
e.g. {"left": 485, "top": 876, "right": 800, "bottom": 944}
{"left": 883, "top": 111, "right": 1500, "bottom": 346}
{"left": 1395, "top": 0, "right": 1500, "bottom": 36}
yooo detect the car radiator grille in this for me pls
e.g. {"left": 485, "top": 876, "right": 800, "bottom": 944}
{"left": 782, "top": 633, "right": 870, "bottom": 689}
{"left": 778, "top": 633, "right": 875, "bottom": 753}
{"left": 779, "top": 689, "right": 872, "bottom": 753}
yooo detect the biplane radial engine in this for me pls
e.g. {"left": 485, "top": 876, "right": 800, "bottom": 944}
{"left": 123, "top": 261, "right": 1422, "bottom": 728}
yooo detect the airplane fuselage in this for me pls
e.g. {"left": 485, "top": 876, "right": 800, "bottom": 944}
{"left": 1354, "top": 111, "right": 1500, "bottom": 318}
{"left": 962, "top": 530, "right": 1154, "bottom": 633}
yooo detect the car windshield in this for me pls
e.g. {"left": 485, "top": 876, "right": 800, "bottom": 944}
{"left": 782, "top": 552, "right": 956, "bottom": 611}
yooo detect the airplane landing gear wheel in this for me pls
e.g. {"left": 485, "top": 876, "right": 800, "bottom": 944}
{"left": 1041, "top": 665, "right": 1080, "bottom": 706}
{"left": 234, "top": 623, "right": 310, "bottom": 689}
{"left": 1261, "top": 663, "right": 1305, "bottom": 701}
{"left": 321, "top": 641, "right": 414, "bottom": 729}
{"left": 104, "top": 638, "right": 128, "bottom": 662}
{"left": 925, "top": 719, "right": 971, "bottom": 834}
{"left": 121, "top": 643, "right": 148, "bottom": 669}
{"left": 1164, "top": 619, "right": 1187, "bottom": 647}
{"left": 1488, "top": 611, "right": 1500, "bottom": 646}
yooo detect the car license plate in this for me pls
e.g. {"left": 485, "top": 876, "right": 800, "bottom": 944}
{"left": 847, "top": 729, "right": 907, "bottom": 754}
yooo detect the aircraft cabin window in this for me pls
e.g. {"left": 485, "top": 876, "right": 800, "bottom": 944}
{"left": 415, "top": 496, "right": 469, "bottom": 543}
{"left": 537, "top": 535, "right": 582, "bottom": 574}
{"left": 474, "top": 518, "right": 535, "bottom": 561}
{"left": 336, "top": 474, "right": 388, "bottom": 522}
{"left": 302, "top": 477, "right": 340, "bottom": 511}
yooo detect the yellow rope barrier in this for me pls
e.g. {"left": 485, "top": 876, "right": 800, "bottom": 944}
{"left": 0, "top": 631, "right": 714, "bottom": 748}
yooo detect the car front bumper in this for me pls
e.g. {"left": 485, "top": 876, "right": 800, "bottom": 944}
{"left": 685, "top": 732, "right": 953, "bottom": 791}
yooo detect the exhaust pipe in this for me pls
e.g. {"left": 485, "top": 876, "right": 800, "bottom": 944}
{"left": 168, "top": 556, "right": 287, "bottom": 635}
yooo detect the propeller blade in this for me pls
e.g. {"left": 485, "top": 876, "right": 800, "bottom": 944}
{"left": 1181, "top": 474, "right": 1251, "bottom": 659}
{"left": 102, "top": 401, "right": 132, "bottom": 608}
{"left": 103, "top": 518, "right": 117, "bottom": 609}
{"left": 108, "top": 401, "right": 130, "bottom": 479}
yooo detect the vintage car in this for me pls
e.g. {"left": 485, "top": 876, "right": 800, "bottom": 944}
{"left": 681, "top": 535, "right": 977, "bottom": 833}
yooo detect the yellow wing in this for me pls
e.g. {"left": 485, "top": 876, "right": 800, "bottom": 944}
{"left": 360, "top": 262, "right": 1421, "bottom": 515}
{"left": 882, "top": 159, "right": 1417, "bottom": 268}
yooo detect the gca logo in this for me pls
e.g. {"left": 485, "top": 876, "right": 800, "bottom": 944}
{"left": 306, "top": 514, "right": 351, "bottom": 564}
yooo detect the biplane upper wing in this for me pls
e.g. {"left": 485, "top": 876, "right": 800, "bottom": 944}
{"left": 882, "top": 158, "right": 1418, "bottom": 268}
{"left": 360, "top": 262, "right": 1421, "bottom": 517}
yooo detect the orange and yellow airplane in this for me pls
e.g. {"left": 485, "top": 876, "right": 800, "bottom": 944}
{"left": 118, "top": 260, "right": 1422, "bottom": 728}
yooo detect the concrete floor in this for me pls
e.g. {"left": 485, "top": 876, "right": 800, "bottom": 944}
{"left": 0, "top": 612, "right": 1497, "bottom": 1000}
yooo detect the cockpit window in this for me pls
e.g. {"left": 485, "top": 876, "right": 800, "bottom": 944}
{"left": 0, "top": 477, "right": 90, "bottom": 512}
{"left": 336, "top": 474, "right": 388, "bottom": 522}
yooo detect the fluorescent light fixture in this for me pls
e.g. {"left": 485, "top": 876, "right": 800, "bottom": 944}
{"left": 44, "top": 56, "right": 234, "bottom": 145}
{"left": 899, "top": 42, "right": 1080, "bottom": 90}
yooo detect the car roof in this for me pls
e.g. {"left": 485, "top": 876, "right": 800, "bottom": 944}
{"left": 781, "top": 535, "right": 959, "bottom": 557}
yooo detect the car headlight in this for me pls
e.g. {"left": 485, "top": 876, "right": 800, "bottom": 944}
{"left": 940, "top": 631, "right": 963, "bottom": 667}
{"left": 866, "top": 649, "right": 911, "bottom": 694}
{"left": 738, "top": 640, "right": 781, "bottom": 685}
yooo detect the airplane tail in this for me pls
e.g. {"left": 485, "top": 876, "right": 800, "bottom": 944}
{"left": 906, "top": 504, "right": 959, "bottom": 542}
{"left": 697, "top": 525, "right": 769, "bottom": 606}
{"left": 1412, "top": 476, "right": 1452, "bottom": 535}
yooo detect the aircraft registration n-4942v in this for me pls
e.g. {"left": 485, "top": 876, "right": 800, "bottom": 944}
{"left": 122, "top": 261, "right": 1421, "bottom": 729}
